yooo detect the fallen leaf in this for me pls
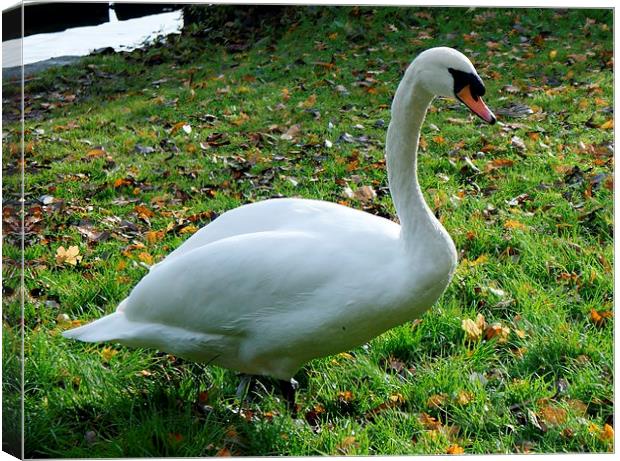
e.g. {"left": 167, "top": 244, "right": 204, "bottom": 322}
{"left": 485, "top": 323, "right": 510, "bottom": 343}
{"left": 337, "top": 390, "right": 354, "bottom": 402}
{"left": 538, "top": 404, "right": 567, "bottom": 426}
{"left": 427, "top": 393, "right": 448, "bottom": 410}
{"left": 55, "top": 246, "right": 82, "bottom": 266}
{"left": 600, "top": 424, "right": 614, "bottom": 442}
{"left": 462, "top": 314, "right": 486, "bottom": 341}
{"left": 590, "top": 308, "right": 613, "bottom": 327}
{"left": 504, "top": 219, "right": 528, "bottom": 231}
{"left": 215, "top": 447, "right": 232, "bottom": 458}
{"left": 599, "top": 119, "right": 613, "bottom": 130}
{"left": 100, "top": 347, "right": 118, "bottom": 362}
{"left": 353, "top": 185, "right": 377, "bottom": 204}
{"left": 456, "top": 390, "right": 473, "bottom": 405}
{"left": 179, "top": 225, "right": 199, "bottom": 235}
{"left": 298, "top": 94, "right": 317, "bottom": 108}
{"left": 419, "top": 412, "right": 442, "bottom": 430}
{"left": 137, "top": 252, "right": 154, "bottom": 265}
{"left": 485, "top": 158, "right": 514, "bottom": 172}
{"left": 446, "top": 444, "right": 464, "bottom": 454}
{"left": 280, "top": 124, "right": 301, "bottom": 140}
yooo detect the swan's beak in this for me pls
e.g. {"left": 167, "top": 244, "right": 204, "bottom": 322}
{"left": 456, "top": 86, "right": 496, "bottom": 124}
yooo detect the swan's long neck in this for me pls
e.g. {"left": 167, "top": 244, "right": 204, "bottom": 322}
{"left": 386, "top": 65, "right": 438, "bottom": 250}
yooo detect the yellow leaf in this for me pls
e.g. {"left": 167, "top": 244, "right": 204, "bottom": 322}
{"left": 337, "top": 390, "right": 354, "bottom": 401}
{"left": 101, "top": 347, "right": 118, "bottom": 362}
{"left": 179, "top": 225, "right": 198, "bottom": 235}
{"left": 599, "top": 119, "right": 613, "bottom": 130}
{"left": 338, "top": 352, "right": 355, "bottom": 360}
{"left": 504, "top": 219, "right": 528, "bottom": 231}
{"left": 456, "top": 390, "right": 473, "bottom": 405}
{"left": 55, "top": 245, "right": 82, "bottom": 266}
{"left": 549, "top": 49, "right": 558, "bottom": 60}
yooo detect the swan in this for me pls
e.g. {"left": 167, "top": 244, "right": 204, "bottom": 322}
{"left": 64, "top": 47, "right": 496, "bottom": 407}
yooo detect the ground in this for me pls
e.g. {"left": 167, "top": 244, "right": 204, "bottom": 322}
{"left": 2, "top": 6, "right": 614, "bottom": 457}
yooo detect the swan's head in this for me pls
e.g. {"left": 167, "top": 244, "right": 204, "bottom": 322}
{"left": 414, "top": 47, "right": 496, "bottom": 124}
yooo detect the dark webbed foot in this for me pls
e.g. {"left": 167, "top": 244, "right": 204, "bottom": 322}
{"left": 236, "top": 374, "right": 299, "bottom": 415}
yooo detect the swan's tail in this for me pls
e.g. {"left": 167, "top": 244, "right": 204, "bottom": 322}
{"left": 62, "top": 311, "right": 133, "bottom": 342}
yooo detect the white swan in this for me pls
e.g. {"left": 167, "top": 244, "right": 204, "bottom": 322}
{"left": 64, "top": 47, "right": 495, "bottom": 404}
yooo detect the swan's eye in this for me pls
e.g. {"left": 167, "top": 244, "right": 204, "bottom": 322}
{"left": 448, "top": 68, "right": 486, "bottom": 101}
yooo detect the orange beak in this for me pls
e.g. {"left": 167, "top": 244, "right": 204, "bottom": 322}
{"left": 456, "top": 86, "right": 496, "bottom": 124}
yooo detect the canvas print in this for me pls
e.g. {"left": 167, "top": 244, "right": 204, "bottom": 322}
{"left": 1, "top": 2, "right": 613, "bottom": 457}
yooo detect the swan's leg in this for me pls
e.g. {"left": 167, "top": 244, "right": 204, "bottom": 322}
{"left": 235, "top": 373, "right": 253, "bottom": 401}
{"left": 278, "top": 378, "right": 299, "bottom": 415}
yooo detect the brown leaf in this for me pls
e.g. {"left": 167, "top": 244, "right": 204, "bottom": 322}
{"left": 538, "top": 404, "right": 567, "bottom": 426}
{"left": 485, "top": 158, "right": 514, "bottom": 172}
{"left": 419, "top": 412, "right": 442, "bottom": 430}
{"left": 353, "top": 185, "right": 377, "bottom": 204}
{"left": 427, "top": 393, "right": 448, "bottom": 410}
{"left": 280, "top": 124, "right": 301, "bottom": 141}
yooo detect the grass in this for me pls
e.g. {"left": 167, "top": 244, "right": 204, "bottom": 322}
{"left": 2, "top": 6, "right": 614, "bottom": 456}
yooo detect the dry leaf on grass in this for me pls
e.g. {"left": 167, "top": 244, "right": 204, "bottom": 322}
{"left": 462, "top": 314, "right": 486, "bottom": 341}
{"left": 56, "top": 245, "right": 82, "bottom": 266}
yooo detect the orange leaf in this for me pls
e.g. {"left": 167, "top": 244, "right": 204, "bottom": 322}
{"left": 215, "top": 447, "right": 231, "bottom": 457}
{"left": 447, "top": 444, "right": 465, "bottom": 454}
{"left": 590, "top": 308, "right": 613, "bottom": 327}
{"left": 86, "top": 148, "right": 106, "bottom": 158}
{"left": 599, "top": 119, "right": 613, "bottom": 130}
{"left": 600, "top": 424, "right": 614, "bottom": 442}
{"left": 134, "top": 204, "right": 154, "bottom": 219}
{"left": 137, "top": 252, "right": 154, "bottom": 265}
{"left": 485, "top": 323, "right": 510, "bottom": 343}
{"left": 504, "top": 219, "right": 528, "bottom": 231}
{"left": 145, "top": 230, "right": 164, "bottom": 244}
{"left": 538, "top": 404, "right": 567, "bottom": 426}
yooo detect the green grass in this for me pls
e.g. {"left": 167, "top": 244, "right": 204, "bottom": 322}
{"left": 2, "top": 6, "right": 613, "bottom": 456}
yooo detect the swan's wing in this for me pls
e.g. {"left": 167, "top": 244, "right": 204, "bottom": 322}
{"left": 161, "top": 198, "right": 399, "bottom": 264}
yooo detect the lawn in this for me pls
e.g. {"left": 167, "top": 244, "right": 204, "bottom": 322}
{"left": 2, "top": 6, "right": 614, "bottom": 457}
